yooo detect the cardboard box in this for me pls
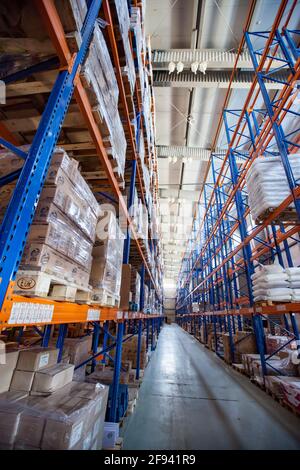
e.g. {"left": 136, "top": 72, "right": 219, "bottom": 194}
{"left": 0, "top": 405, "right": 23, "bottom": 448}
{"left": 15, "top": 410, "right": 46, "bottom": 449}
{"left": 16, "top": 347, "right": 58, "bottom": 372}
{"left": 0, "top": 391, "right": 28, "bottom": 403}
{"left": 119, "top": 264, "right": 131, "bottom": 309}
{"left": 63, "top": 336, "right": 92, "bottom": 366}
{"left": 42, "top": 396, "right": 93, "bottom": 450}
{"left": 10, "top": 370, "right": 35, "bottom": 392}
{"left": 0, "top": 349, "right": 20, "bottom": 393}
{"left": 31, "top": 363, "right": 74, "bottom": 395}
{"left": 102, "top": 422, "right": 119, "bottom": 449}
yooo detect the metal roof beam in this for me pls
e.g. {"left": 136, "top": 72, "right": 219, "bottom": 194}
{"left": 153, "top": 49, "right": 253, "bottom": 69}
{"left": 157, "top": 145, "right": 245, "bottom": 163}
{"left": 153, "top": 70, "right": 287, "bottom": 89}
{"left": 152, "top": 48, "right": 284, "bottom": 70}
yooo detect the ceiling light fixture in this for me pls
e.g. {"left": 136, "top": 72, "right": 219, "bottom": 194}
{"left": 191, "top": 61, "right": 199, "bottom": 74}
{"left": 176, "top": 61, "right": 184, "bottom": 73}
{"left": 168, "top": 61, "right": 176, "bottom": 74}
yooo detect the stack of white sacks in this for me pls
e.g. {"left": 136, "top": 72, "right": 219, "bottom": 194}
{"left": 252, "top": 264, "right": 300, "bottom": 302}
{"left": 246, "top": 154, "right": 300, "bottom": 221}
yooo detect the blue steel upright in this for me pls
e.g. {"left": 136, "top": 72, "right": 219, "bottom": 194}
{"left": 0, "top": 0, "right": 102, "bottom": 308}
{"left": 109, "top": 321, "right": 124, "bottom": 423}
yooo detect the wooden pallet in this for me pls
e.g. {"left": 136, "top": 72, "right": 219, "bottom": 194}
{"left": 265, "top": 387, "right": 282, "bottom": 403}
{"left": 126, "top": 398, "right": 137, "bottom": 416}
{"left": 255, "top": 299, "right": 290, "bottom": 307}
{"left": 106, "top": 437, "right": 124, "bottom": 451}
{"left": 76, "top": 288, "right": 120, "bottom": 307}
{"left": 14, "top": 270, "right": 90, "bottom": 302}
{"left": 280, "top": 399, "right": 300, "bottom": 417}
{"left": 232, "top": 363, "right": 247, "bottom": 376}
{"left": 250, "top": 377, "right": 266, "bottom": 391}
{"left": 255, "top": 207, "right": 298, "bottom": 225}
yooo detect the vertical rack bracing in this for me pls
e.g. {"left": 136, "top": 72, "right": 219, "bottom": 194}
{"left": 0, "top": 0, "right": 164, "bottom": 425}
{"left": 176, "top": 3, "right": 300, "bottom": 384}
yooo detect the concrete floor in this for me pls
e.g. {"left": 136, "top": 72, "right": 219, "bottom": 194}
{"left": 123, "top": 324, "right": 300, "bottom": 450}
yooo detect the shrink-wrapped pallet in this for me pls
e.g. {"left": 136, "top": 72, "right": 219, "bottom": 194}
{"left": 251, "top": 264, "right": 291, "bottom": 302}
{"left": 130, "top": 7, "right": 145, "bottom": 99}
{"left": 0, "top": 381, "right": 108, "bottom": 450}
{"left": 89, "top": 211, "right": 124, "bottom": 300}
{"left": 252, "top": 264, "right": 300, "bottom": 302}
{"left": 113, "top": 0, "right": 136, "bottom": 94}
{"left": 246, "top": 154, "right": 300, "bottom": 222}
{"left": 81, "top": 22, "right": 126, "bottom": 178}
{"left": 0, "top": 148, "right": 98, "bottom": 294}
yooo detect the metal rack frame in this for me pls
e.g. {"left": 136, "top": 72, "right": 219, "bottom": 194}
{"left": 0, "top": 0, "right": 163, "bottom": 422}
{"left": 176, "top": 1, "right": 300, "bottom": 384}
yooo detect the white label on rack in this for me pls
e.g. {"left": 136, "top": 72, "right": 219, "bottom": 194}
{"left": 8, "top": 302, "right": 54, "bottom": 325}
{"left": 124, "top": 312, "right": 129, "bottom": 319}
{"left": 117, "top": 311, "right": 123, "bottom": 320}
{"left": 87, "top": 309, "right": 101, "bottom": 321}
{"left": 276, "top": 305, "right": 286, "bottom": 312}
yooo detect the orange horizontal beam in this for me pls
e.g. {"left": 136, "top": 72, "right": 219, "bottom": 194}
{"left": 0, "top": 282, "right": 161, "bottom": 329}
{"left": 178, "top": 301, "right": 300, "bottom": 317}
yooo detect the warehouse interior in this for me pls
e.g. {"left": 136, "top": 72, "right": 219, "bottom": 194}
{"left": 0, "top": 0, "right": 300, "bottom": 452}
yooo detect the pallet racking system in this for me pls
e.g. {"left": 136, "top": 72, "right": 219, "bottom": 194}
{"left": 176, "top": 0, "right": 300, "bottom": 383}
{"left": 0, "top": 0, "right": 163, "bottom": 423}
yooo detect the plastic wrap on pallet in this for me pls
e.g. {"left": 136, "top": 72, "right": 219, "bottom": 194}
{"left": 0, "top": 148, "right": 24, "bottom": 178}
{"left": 276, "top": 377, "right": 300, "bottom": 412}
{"left": 114, "top": 0, "right": 136, "bottom": 94}
{"left": 252, "top": 264, "right": 300, "bottom": 301}
{"left": 82, "top": 22, "right": 126, "bottom": 177}
{"left": 246, "top": 154, "right": 300, "bottom": 221}
{"left": 252, "top": 354, "right": 299, "bottom": 379}
{"left": 143, "top": 284, "right": 149, "bottom": 312}
{"left": 37, "top": 177, "right": 98, "bottom": 243}
{"left": 143, "top": 79, "right": 152, "bottom": 148}
{"left": 139, "top": 130, "right": 145, "bottom": 164}
{"left": 89, "top": 211, "right": 124, "bottom": 297}
{"left": 0, "top": 146, "right": 99, "bottom": 241}
{"left": 130, "top": 7, "right": 144, "bottom": 99}
{"left": 26, "top": 210, "right": 93, "bottom": 270}
{"left": 89, "top": 256, "right": 122, "bottom": 296}
{"left": 17, "top": 244, "right": 90, "bottom": 289}
{"left": 0, "top": 381, "right": 108, "bottom": 450}
{"left": 265, "top": 335, "right": 296, "bottom": 355}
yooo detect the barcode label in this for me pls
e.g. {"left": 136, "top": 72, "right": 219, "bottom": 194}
{"left": 87, "top": 309, "right": 101, "bottom": 321}
{"left": 8, "top": 302, "right": 54, "bottom": 324}
{"left": 117, "top": 311, "right": 123, "bottom": 319}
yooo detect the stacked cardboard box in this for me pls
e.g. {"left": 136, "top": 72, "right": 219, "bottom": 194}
{"left": 112, "top": 0, "right": 136, "bottom": 95}
{"left": 86, "top": 366, "right": 130, "bottom": 385}
{"left": 122, "top": 335, "right": 147, "bottom": 370}
{"left": 251, "top": 353, "right": 298, "bottom": 380}
{"left": 265, "top": 335, "right": 295, "bottom": 355}
{"left": 81, "top": 22, "right": 126, "bottom": 180}
{"left": 2, "top": 148, "right": 99, "bottom": 296}
{"left": 222, "top": 331, "right": 257, "bottom": 364}
{"left": 0, "top": 381, "right": 108, "bottom": 450}
{"left": 130, "top": 268, "right": 141, "bottom": 309}
{"left": 61, "top": 336, "right": 93, "bottom": 382}
{"left": 88, "top": 210, "right": 124, "bottom": 301}
{"left": 7, "top": 347, "right": 74, "bottom": 396}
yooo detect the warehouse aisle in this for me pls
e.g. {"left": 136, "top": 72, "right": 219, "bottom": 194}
{"left": 123, "top": 324, "right": 300, "bottom": 450}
